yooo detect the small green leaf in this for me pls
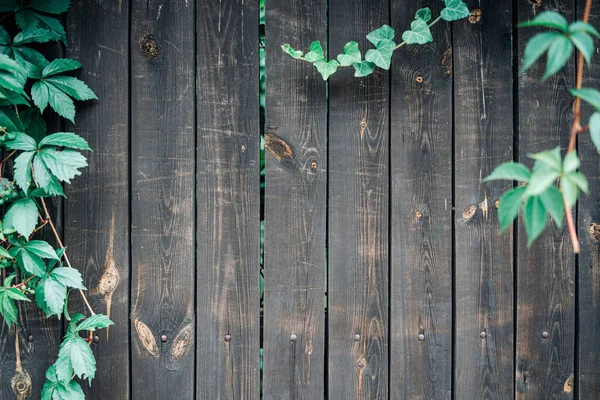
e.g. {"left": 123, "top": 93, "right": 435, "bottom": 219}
{"left": 31, "top": 81, "right": 49, "bottom": 113}
{"left": 36, "top": 275, "right": 67, "bottom": 317}
{"left": 76, "top": 314, "right": 114, "bottom": 332}
{"left": 42, "top": 58, "right": 81, "bottom": 77}
{"left": 336, "top": 41, "right": 361, "bottom": 67}
{"left": 523, "top": 195, "right": 547, "bottom": 246}
{"left": 540, "top": 186, "right": 565, "bottom": 228}
{"left": 518, "top": 10, "right": 569, "bottom": 32}
{"left": 571, "top": 87, "right": 600, "bottom": 110}
{"left": 366, "top": 25, "right": 395, "bottom": 46}
{"left": 29, "top": 0, "right": 71, "bottom": 14}
{"left": 543, "top": 35, "right": 573, "bottom": 81}
{"left": 521, "top": 32, "right": 562, "bottom": 74}
{"left": 45, "top": 76, "right": 97, "bottom": 101}
{"left": 365, "top": 39, "right": 395, "bottom": 70}
{"left": 525, "top": 163, "right": 560, "bottom": 196}
{"left": 569, "top": 31, "right": 594, "bottom": 64}
{"left": 46, "top": 82, "right": 76, "bottom": 122}
{"left": 562, "top": 151, "right": 580, "bottom": 174}
{"left": 528, "top": 146, "right": 562, "bottom": 171}
{"left": 39, "top": 132, "right": 91, "bottom": 150}
{"left": 498, "top": 186, "right": 526, "bottom": 232}
{"left": 589, "top": 112, "right": 600, "bottom": 151}
{"left": 564, "top": 172, "right": 589, "bottom": 194}
{"left": 39, "top": 148, "right": 88, "bottom": 183}
{"left": 13, "top": 28, "right": 60, "bottom": 45}
{"left": 4, "top": 132, "right": 36, "bottom": 151}
{"left": 33, "top": 154, "right": 52, "bottom": 190}
{"left": 569, "top": 21, "right": 600, "bottom": 38}
{"left": 483, "top": 161, "right": 531, "bottom": 182}
{"left": 352, "top": 61, "right": 375, "bottom": 77}
{"left": 6, "top": 288, "right": 30, "bottom": 302}
{"left": 441, "top": 0, "right": 471, "bottom": 21}
{"left": 4, "top": 198, "right": 38, "bottom": 239}
{"left": 56, "top": 335, "right": 96, "bottom": 384}
{"left": 313, "top": 59, "right": 339, "bottom": 80}
{"left": 18, "top": 249, "right": 46, "bottom": 276}
{"left": 402, "top": 19, "right": 433, "bottom": 45}
{"left": 281, "top": 44, "right": 303, "bottom": 59}
{"left": 13, "top": 151, "right": 35, "bottom": 193}
{"left": 304, "top": 41, "right": 325, "bottom": 62}
{"left": 0, "top": 246, "right": 13, "bottom": 259}
{"left": 560, "top": 174, "right": 579, "bottom": 207}
{"left": 1, "top": 292, "right": 18, "bottom": 327}
{"left": 415, "top": 7, "right": 432, "bottom": 22}
{"left": 51, "top": 267, "right": 86, "bottom": 290}
{"left": 23, "top": 240, "right": 60, "bottom": 260}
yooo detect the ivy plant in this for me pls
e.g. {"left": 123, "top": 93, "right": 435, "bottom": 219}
{"left": 0, "top": 1, "right": 112, "bottom": 399}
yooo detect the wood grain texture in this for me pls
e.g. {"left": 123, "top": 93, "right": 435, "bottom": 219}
{"left": 453, "top": 2, "right": 514, "bottom": 398}
{"left": 577, "top": 2, "right": 600, "bottom": 397}
{"left": 516, "top": 1, "right": 576, "bottom": 398}
{"left": 263, "top": 0, "right": 327, "bottom": 398}
{"left": 196, "top": 0, "right": 260, "bottom": 398}
{"left": 130, "top": 1, "right": 195, "bottom": 398}
{"left": 327, "top": 0, "right": 389, "bottom": 398}
{"left": 64, "top": 1, "right": 130, "bottom": 398}
{"left": 389, "top": 1, "right": 453, "bottom": 398}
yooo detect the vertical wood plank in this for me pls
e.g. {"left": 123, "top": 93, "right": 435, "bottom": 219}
{"left": 516, "top": 1, "right": 576, "bottom": 398}
{"left": 263, "top": 0, "right": 327, "bottom": 397}
{"left": 453, "top": 2, "right": 514, "bottom": 398}
{"left": 327, "top": 0, "right": 389, "bottom": 398}
{"left": 196, "top": 0, "right": 260, "bottom": 398}
{"left": 130, "top": 1, "right": 195, "bottom": 398}
{"left": 389, "top": 1, "right": 453, "bottom": 398}
{"left": 577, "top": 1, "right": 600, "bottom": 397}
{"left": 64, "top": 1, "right": 130, "bottom": 398}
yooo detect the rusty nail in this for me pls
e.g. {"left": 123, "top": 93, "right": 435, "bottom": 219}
{"left": 224, "top": 334, "right": 232, "bottom": 343}
{"left": 160, "top": 335, "right": 168, "bottom": 343}
{"left": 354, "top": 334, "right": 361, "bottom": 342}
{"left": 542, "top": 331, "right": 549, "bottom": 339}
{"left": 290, "top": 334, "right": 298, "bottom": 342}
{"left": 418, "top": 333, "right": 425, "bottom": 341}
{"left": 416, "top": 76, "right": 423, "bottom": 83}
{"left": 480, "top": 331, "right": 487, "bottom": 339}
{"left": 93, "top": 336, "right": 100, "bottom": 344}
{"left": 27, "top": 335, "right": 33, "bottom": 343}
{"left": 416, "top": 211, "right": 423, "bottom": 219}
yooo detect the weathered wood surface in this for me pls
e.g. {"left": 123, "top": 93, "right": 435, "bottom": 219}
{"left": 328, "top": 0, "right": 389, "bottom": 397}
{"left": 130, "top": 1, "right": 195, "bottom": 399}
{"left": 453, "top": 2, "right": 514, "bottom": 399}
{"left": 389, "top": 1, "right": 453, "bottom": 398}
{"left": 263, "top": 0, "right": 327, "bottom": 398}
{"left": 516, "top": 1, "right": 576, "bottom": 398}
{"left": 196, "top": 0, "right": 260, "bottom": 398}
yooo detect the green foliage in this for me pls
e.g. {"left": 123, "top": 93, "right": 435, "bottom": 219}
{"left": 0, "top": 2, "right": 111, "bottom": 398}
{"left": 281, "top": 1, "right": 470, "bottom": 80}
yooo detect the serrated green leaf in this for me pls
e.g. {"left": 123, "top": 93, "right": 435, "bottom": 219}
{"left": 76, "top": 314, "right": 114, "bottom": 332}
{"left": 441, "top": 0, "right": 471, "bottom": 21}
{"left": 565, "top": 171, "right": 589, "bottom": 193}
{"left": 18, "top": 249, "right": 46, "bottom": 276}
{"left": 571, "top": 87, "right": 600, "bottom": 110}
{"left": 45, "top": 77, "right": 98, "bottom": 101}
{"left": 569, "top": 21, "right": 600, "bottom": 38}
{"left": 523, "top": 195, "right": 547, "bottom": 246}
{"left": 589, "top": 112, "right": 600, "bottom": 151}
{"left": 560, "top": 174, "right": 579, "bottom": 207}
{"left": 570, "top": 31, "right": 594, "bottom": 64}
{"left": 304, "top": 41, "right": 325, "bottom": 62}
{"left": 32, "top": 81, "right": 49, "bottom": 113}
{"left": 13, "top": 151, "right": 35, "bottom": 193}
{"left": 29, "top": 0, "right": 71, "bottom": 14}
{"left": 42, "top": 58, "right": 81, "bottom": 77}
{"left": 20, "top": 107, "right": 47, "bottom": 141}
{"left": 36, "top": 276, "right": 67, "bottom": 317}
{"left": 336, "top": 41, "right": 361, "bottom": 67}
{"left": 415, "top": 7, "right": 432, "bottom": 22}
{"left": 281, "top": 44, "right": 303, "bottom": 59}
{"left": 521, "top": 32, "right": 562, "bottom": 74}
{"left": 6, "top": 288, "right": 30, "bottom": 302}
{"left": 540, "top": 186, "right": 565, "bottom": 228}
{"left": 0, "top": 246, "right": 13, "bottom": 259}
{"left": 402, "top": 18, "right": 433, "bottom": 45}
{"left": 525, "top": 163, "right": 560, "bottom": 196}
{"left": 4, "top": 198, "right": 38, "bottom": 239}
{"left": 51, "top": 267, "right": 86, "bottom": 290}
{"left": 0, "top": 106, "right": 24, "bottom": 132}
{"left": 313, "top": 59, "right": 339, "bottom": 80}
{"left": 1, "top": 292, "right": 18, "bottom": 327}
{"left": 562, "top": 151, "right": 580, "bottom": 173}
{"left": 543, "top": 35, "right": 573, "bottom": 81}
{"left": 40, "top": 132, "right": 92, "bottom": 150}
{"left": 518, "top": 10, "right": 569, "bottom": 32}
{"left": 24, "top": 240, "right": 59, "bottom": 260}
{"left": 33, "top": 153, "right": 52, "bottom": 190}
{"left": 56, "top": 336, "right": 96, "bottom": 384}
{"left": 46, "top": 81, "right": 76, "bottom": 121}
{"left": 498, "top": 186, "right": 526, "bottom": 232}
{"left": 528, "top": 146, "right": 562, "bottom": 171}
{"left": 352, "top": 61, "right": 375, "bottom": 77}
{"left": 366, "top": 24, "right": 395, "bottom": 46}
{"left": 483, "top": 161, "right": 531, "bottom": 182}
{"left": 4, "top": 132, "right": 36, "bottom": 151}
{"left": 365, "top": 39, "right": 395, "bottom": 70}
{"left": 13, "top": 28, "right": 60, "bottom": 45}
{"left": 39, "top": 148, "right": 88, "bottom": 183}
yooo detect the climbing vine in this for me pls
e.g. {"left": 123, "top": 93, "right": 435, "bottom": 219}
{"left": 283, "top": 0, "right": 599, "bottom": 253}
{"left": 0, "top": 0, "right": 111, "bottom": 399}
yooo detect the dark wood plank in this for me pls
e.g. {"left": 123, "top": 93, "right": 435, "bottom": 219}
{"left": 453, "top": 2, "right": 514, "bottom": 398}
{"left": 64, "top": 1, "right": 130, "bottom": 398}
{"left": 577, "top": 2, "right": 600, "bottom": 397}
{"left": 327, "top": 0, "right": 389, "bottom": 398}
{"left": 516, "top": 2, "right": 576, "bottom": 398}
{"left": 263, "top": 0, "right": 327, "bottom": 397}
{"left": 130, "top": 1, "right": 195, "bottom": 398}
{"left": 196, "top": 0, "right": 260, "bottom": 398}
{"left": 389, "top": 1, "right": 453, "bottom": 398}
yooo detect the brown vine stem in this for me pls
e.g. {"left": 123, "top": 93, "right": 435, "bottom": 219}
{"left": 14, "top": 326, "right": 22, "bottom": 372}
{"left": 564, "top": 0, "right": 592, "bottom": 254}
{"left": 38, "top": 196, "right": 96, "bottom": 316}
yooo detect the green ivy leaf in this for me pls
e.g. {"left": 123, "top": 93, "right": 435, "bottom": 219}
{"left": 366, "top": 24, "right": 395, "bottom": 46}
{"left": 569, "top": 21, "right": 600, "bottom": 38}
{"left": 56, "top": 335, "right": 96, "bottom": 384}
{"left": 304, "top": 41, "right": 325, "bottom": 62}
{"left": 483, "top": 161, "right": 531, "bottom": 182}
{"left": 40, "top": 132, "right": 91, "bottom": 150}
{"left": 441, "top": 0, "right": 470, "bottom": 22}
{"left": 402, "top": 18, "right": 433, "bottom": 45}
{"left": 543, "top": 35, "right": 573, "bottom": 81}
{"left": 518, "top": 10, "right": 569, "bottom": 32}
{"left": 539, "top": 186, "right": 565, "bottom": 228}
{"left": 76, "top": 314, "right": 114, "bottom": 332}
{"left": 281, "top": 44, "right": 303, "bottom": 59}
{"left": 569, "top": 31, "right": 594, "bottom": 64}
{"left": 39, "top": 148, "right": 88, "bottom": 183}
{"left": 365, "top": 39, "right": 395, "bottom": 70}
{"left": 352, "top": 61, "right": 375, "bottom": 77}
{"left": 4, "top": 198, "right": 38, "bottom": 239}
{"left": 571, "top": 87, "right": 600, "bottom": 110}
{"left": 523, "top": 195, "right": 547, "bottom": 246}
{"left": 588, "top": 112, "right": 600, "bottom": 151}
{"left": 336, "top": 41, "right": 361, "bottom": 67}
{"left": 313, "top": 59, "right": 339, "bottom": 80}
{"left": 521, "top": 32, "right": 562, "bottom": 74}
{"left": 415, "top": 7, "right": 432, "bottom": 23}
{"left": 498, "top": 186, "right": 526, "bottom": 232}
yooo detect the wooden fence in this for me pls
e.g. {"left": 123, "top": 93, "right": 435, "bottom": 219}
{"left": 1, "top": 0, "right": 600, "bottom": 399}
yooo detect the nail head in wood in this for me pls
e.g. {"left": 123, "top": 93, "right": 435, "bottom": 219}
{"left": 416, "top": 211, "right": 423, "bottom": 219}
{"left": 418, "top": 333, "right": 425, "bottom": 341}
{"left": 480, "top": 331, "right": 486, "bottom": 339}
{"left": 354, "top": 334, "right": 361, "bottom": 342}
{"left": 93, "top": 336, "right": 100, "bottom": 343}
{"left": 160, "top": 335, "right": 168, "bottom": 343}
{"left": 27, "top": 335, "right": 34, "bottom": 343}
{"left": 542, "top": 331, "right": 549, "bottom": 339}
{"left": 290, "top": 334, "right": 297, "bottom": 342}
{"left": 224, "top": 334, "right": 232, "bottom": 343}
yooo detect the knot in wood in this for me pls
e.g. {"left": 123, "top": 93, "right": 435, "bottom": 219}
{"left": 463, "top": 204, "right": 478, "bottom": 222}
{"left": 265, "top": 132, "right": 294, "bottom": 161}
{"left": 469, "top": 9, "right": 482, "bottom": 24}
{"left": 416, "top": 76, "right": 423, "bottom": 83}
{"left": 11, "top": 370, "right": 32, "bottom": 400}
{"left": 356, "top": 358, "right": 366, "bottom": 368}
{"left": 139, "top": 34, "right": 159, "bottom": 59}
{"left": 589, "top": 223, "right": 600, "bottom": 243}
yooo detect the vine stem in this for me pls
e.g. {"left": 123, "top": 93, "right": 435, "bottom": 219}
{"left": 564, "top": 0, "right": 593, "bottom": 254}
{"left": 15, "top": 326, "right": 22, "bottom": 372}
{"left": 38, "top": 196, "right": 96, "bottom": 315}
